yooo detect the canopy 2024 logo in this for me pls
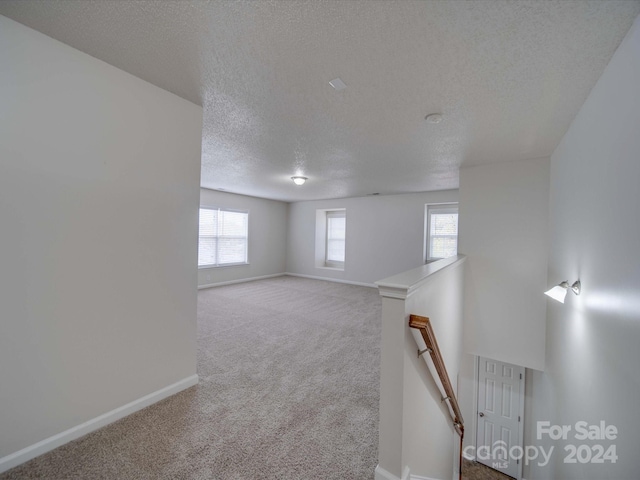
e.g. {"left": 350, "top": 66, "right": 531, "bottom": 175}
{"left": 538, "top": 421, "right": 618, "bottom": 464}
{"left": 463, "top": 421, "right": 618, "bottom": 468}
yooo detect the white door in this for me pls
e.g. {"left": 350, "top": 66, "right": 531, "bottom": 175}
{"left": 476, "top": 357, "right": 524, "bottom": 479}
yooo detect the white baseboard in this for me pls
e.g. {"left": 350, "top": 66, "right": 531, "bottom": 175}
{"left": 198, "top": 273, "right": 285, "bottom": 289}
{"left": 0, "top": 374, "right": 199, "bottom": 474}
{"left": 375, "top": 465, "right": 443, "bottom": 480}
{"left": 198, "top": 272, "right": 377, "bottom": 290}
{"left": 375, "top": 465, "right": 401, "bottom": 480}
{"left": 285, "top": 272, "right": 377, "bottom": 288}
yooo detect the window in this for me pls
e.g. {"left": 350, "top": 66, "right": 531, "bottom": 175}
{"left": 425, "top": 204, "right": 458, "bottom": 262}
{"left": 198, "top": 207, "right": 248, "bottom": 267}
{"left": 315, "top": 209, "right": 346, "bottom": 269}
{"left": 325, "top": 210, "right": 346, "bottom": 268}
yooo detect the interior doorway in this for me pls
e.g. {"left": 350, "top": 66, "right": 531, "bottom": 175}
{"left": 475, "top": 357, "right": 525, "bottom": 479}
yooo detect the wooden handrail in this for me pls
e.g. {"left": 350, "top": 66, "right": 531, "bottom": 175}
{"left": 409, "top": 314, "right": 464, "bottom": 480}
{"left": 409, "top": 314, "right": 464, "bottom": 434}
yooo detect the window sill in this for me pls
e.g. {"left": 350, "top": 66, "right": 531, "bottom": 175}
{"left": 425, "top": 256, "right": 456, "bottom": 264}
{"left": 317, "top": 265, "right": 344, "bottom": 272}
{"left": 198, "top": 263, "right": 250, "bottom": 269}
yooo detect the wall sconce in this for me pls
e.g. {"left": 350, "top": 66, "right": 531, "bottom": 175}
{"left": 291, "top": 176, "right": 307, "bottom": 186}
{"left": 544, "top": 280, "right": 581, "bottom": 303}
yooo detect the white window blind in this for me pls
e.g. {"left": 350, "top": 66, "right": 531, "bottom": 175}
{"left": 426, "top": 204, "right": 458, "bottom": 261}
{"left": 326, "top": 211, "right": 346, "bottom": 266}
{"left": 198, "top": 208, "right": 248, "bottom": 267}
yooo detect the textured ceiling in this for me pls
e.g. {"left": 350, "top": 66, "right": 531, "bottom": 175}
{"left": 1, "top": 1, "right": 638, "bottom": 202}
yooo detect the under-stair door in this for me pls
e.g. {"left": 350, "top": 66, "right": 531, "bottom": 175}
{"left": 476, "top": 357, "right": 525, "bottom": 479}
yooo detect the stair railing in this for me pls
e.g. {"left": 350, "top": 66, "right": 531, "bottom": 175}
{"left": 409, "top": 314, "right": 464, "bottom": 480}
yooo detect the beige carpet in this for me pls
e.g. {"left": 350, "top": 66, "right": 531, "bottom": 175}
{"left": 462, "top": 459, "right": 514, "bottom": 480}
{"left": 1, "top": 276, "right": 381, "bottom": 479}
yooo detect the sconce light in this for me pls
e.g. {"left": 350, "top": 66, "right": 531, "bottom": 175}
{"left": 291, "top": 176, "right": 307, "bottom": 186}
{"left": 544, "top": 280, "right": 581, "bottom": 303}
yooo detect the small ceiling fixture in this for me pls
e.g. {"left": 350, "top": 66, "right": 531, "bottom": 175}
{"left": 291, "top": 176, "right": 307, "bottom": 186}
{"left": 425, "top": 113, "right": 443, "bottom": 124}
{"left": 544, "top": 280, "right": 581, "bottom": 304}
{"left": 329, "top": 78, "right": 347, "bottom": 91}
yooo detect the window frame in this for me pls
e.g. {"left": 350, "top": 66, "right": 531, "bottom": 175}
{"left": 198, "top": 206, "right": 250, "bottom": 268}
{"left": 324, "top": 210, "right": 346, "bottom": 269}
{"left": 425, "top": 203, "right": 459, "bottom": 263}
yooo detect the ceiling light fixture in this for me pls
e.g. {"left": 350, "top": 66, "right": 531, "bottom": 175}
{"left": 425, "top": 113, "right": 443, "bottom": 124}
{"left": 544, "top": 280, "right": 581, "bottom": 303}
{"left": 329, "top": 78, "right": 347, "bottom": 91}
{"left": 291, "top": 176, "right": 307, "bottom": 186}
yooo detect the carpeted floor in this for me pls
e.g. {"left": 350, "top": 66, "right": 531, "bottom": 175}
{"left": 461, "top": 459, "right": 514, "bottom": 480}
{"left": 1, "top": 276, "right": 382, "bottom": 479}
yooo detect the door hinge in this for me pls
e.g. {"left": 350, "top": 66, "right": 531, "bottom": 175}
{"left": 517, "top": 459, "right": 520, "bottom": 465}
{"left": 520, "top": 373, "right": 522, "bottom": 380}
{"left": 518, "top": 415, "right": 521, "bottom": 422}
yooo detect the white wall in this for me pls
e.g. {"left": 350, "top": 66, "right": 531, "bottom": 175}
{"left": 198, "top": 188, "right": 288, "bottom": 287}
{"left": 458, "top": 158, "right": 550, "bottom": 371}
{"left": 525, "top": 16, "right": 640, "bottom": 480}
{"left": 376, "top": 257, "right": 465, "bottom": 480}
{"left": 0, "top": 16, "right": 202, "bottom": 464}
{"left": 287, "top": 191, "right": 458, "bottom": 285}
{"left": 403, "top": 260, "right": 465, "bottom": 479}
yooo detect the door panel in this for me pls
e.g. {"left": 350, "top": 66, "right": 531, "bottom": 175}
{"left": 476, "top": 357, "right": 524, "bottom": 479}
